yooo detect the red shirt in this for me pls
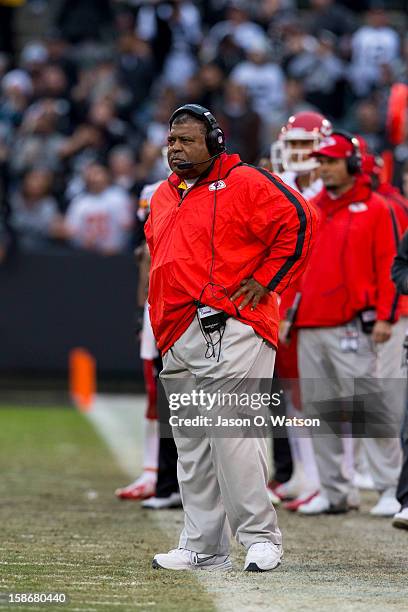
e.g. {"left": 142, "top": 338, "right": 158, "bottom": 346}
{"left": 296, "top": 175, "right": 398, "bottom": 328}
{"left": 145, "top": 153, "right": 317, "bottom": 353}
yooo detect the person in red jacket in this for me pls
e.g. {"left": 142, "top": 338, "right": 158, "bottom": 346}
{"left": 294, "top": 132, "right": 403, "bottom": 516}
{"left": 145, "top": 104, "right": 317, "bottom": 572}
{"left": 352, "top": 139, "right": 408, "bottom": 504}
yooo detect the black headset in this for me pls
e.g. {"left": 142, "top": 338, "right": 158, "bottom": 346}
{"left": 331, "top": 129, "right": 362, "bottom": 175}
{"left": 169, "top": 104, "right": 226, "bottom": 156}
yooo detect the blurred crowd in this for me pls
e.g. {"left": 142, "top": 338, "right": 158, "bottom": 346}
{"left": 0, "top": 0, "right": 408, "bottom": 260}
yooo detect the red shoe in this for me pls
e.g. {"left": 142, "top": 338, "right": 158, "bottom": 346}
{"left": 115, "top": 479, "right": 156, "bottom": 501}
{"left": 267, "top": 479, "right": 285, "bottom": 499}
{"left": 283, "top": 491, "right": 319, "bottom": 512}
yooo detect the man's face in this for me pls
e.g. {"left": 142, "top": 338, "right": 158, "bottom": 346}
{"left": 318, "top": 156, "right": 350, "bottom": 189}
{"left": 287, "top": 139, "right": 316, "bottom": 163}
{"left": 368, "top": 9, "right": 387, "bottom": 28}
{"left": 24, "top": 170, "right": 52, "bottom": 200}
{"left": 167, "top": 119, "right": 211, "bottom": 178}
{"left": 109, "top": 153, "right": 134, "bottom": 177}
{"left": 86, "top": 165, "right": 110, "bottom": 194}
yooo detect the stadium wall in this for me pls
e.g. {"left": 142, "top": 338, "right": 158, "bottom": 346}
{"left": 0, "top": 251, "right": 141, "bottom": 376}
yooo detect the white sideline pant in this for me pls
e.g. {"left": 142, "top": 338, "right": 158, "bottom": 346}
{"left": 298, "top": 321, "right": 402, "bottom": 506}
{"left": 353, "top": 316, "right": 408, "bottom": 480}
{"left": 160, "top": 316, "right": 282, "bottom": 555}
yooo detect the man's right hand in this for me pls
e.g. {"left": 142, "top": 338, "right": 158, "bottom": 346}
{"left": 371, "top": 320, "right": 392, "bottom": 343}
{"left": 231, "top": 278, "right": 269, "bottom": 311}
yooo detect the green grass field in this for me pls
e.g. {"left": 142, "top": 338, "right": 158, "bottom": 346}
{"left": 1, "top": 404, "right": 407, "bottom": 612}
{"left": 0, "top": 406, "right": 215, "bottom": 612}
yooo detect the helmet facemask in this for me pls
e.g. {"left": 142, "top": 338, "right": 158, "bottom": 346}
{"left": 281, "top": 133, "right": 320, "bottom": 174}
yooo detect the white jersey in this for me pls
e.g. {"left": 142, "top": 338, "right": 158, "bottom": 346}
{"left": 66, "top": 186, "right": 132, "bottom": 253}
{"left": 279, "top": 171, "right": 323, "bottom": 201}
{"left": 351, "top": 26, "right": 399, "bottom": 69}
{"left": 349, "top": 25, "right": 399, "bottom": 95}
{"left": 138, "top": 180, "right": 165, "bottom": 360}
{"left": 141, "top": 302, "right": 159, "bottom": 360}
{"left": 137, "top": 180, "right": 164, "bottom": 223}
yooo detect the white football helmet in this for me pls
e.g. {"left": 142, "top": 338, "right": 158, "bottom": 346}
{"left": 274, "top": 111, "right": 333, "bottom": 174}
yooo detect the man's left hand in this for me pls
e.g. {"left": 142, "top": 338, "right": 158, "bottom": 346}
{"left": 371, "top": 320, "right": 392, "bottom": 343}
{"left": 231, "top": 278, "right": 269, "bottom": 311}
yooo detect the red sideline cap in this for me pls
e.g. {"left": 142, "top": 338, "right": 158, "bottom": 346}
{"left": 311, "top": 134, "right": 354, "bottom": 159}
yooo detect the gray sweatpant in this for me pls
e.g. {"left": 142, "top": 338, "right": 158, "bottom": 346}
{"left": 298, "top": 321, "right": 403, "bottom": 506}
{"left": 160, "top": 316, "right": 282, "bottom": 555}
{"left": 354, "top": 316, "right": 408, "bottom": 480}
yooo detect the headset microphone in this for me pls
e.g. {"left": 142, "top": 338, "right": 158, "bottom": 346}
{"left": 176, "top": 152, "right": 222, "bottom": 170}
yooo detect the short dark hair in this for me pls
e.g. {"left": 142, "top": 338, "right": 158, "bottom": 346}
{"left": 171, "top": 112, "right": 208, "bottom": 136}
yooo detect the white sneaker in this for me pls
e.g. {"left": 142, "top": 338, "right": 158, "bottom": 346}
{"left": 370, "top": 490, "right": 401, "bottom": 517}
{"left": 352, "top": 471, "right": 375, "bottom": 490}
{"left": 244, "top": 542, "right": 283, "bottom": 572}
{"left": 392, "top": 506, "right": 408, "bottom": 530}
{"left": 141, "top": 492, "right": 182, "bottom": 510}
{"left": 274, "top": 476, "right": 306, "bottom": 500}
{"left": 152, "top": 548, "right": 232, "bottom": 571}
{"left": 298, "top": 493, "right": 330, "bottom": 515}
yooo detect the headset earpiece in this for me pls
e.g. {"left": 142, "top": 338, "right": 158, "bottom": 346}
{"left": 202, "top": 110, "right": 226, "bottom": 155}
{"left": 169, "top": 104, "right": 226, "bottom": 156}
{"left": 206, "top": 126, "right": 226, "bottom": 156}
{"left": 332, "top": 129, "right": 362, "bottom": 175}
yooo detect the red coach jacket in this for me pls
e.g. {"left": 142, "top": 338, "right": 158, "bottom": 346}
{"left": 377, "top": 181, "right": 408, "bottom": 317}
{"left": 296, "top": 175, "right": 398, "bottom": 328}
{"left": 145, "top": 153, "right": 317, "bottom": 354}
{"left": 378, "top": 182, "right": 408, "bottom": 231}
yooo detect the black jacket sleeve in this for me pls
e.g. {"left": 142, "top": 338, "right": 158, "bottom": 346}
{"left": 392, "top": 229, "right": 408, "bottom": 295}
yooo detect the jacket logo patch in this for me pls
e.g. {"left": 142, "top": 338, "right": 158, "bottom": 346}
{"left": 209, "top": 180, "right": 226, "bottom": 191}
{"left": 349, "top": 202, "right": 368, "bottom": 212}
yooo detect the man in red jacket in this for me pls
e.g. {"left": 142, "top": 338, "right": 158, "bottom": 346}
{"left": 295, "top": 132, "right": 403, "bottom": 516}
{"left": 355, "top": 141, "right": 408, "bottom": 510}
{"left": 371, "top": 163, "right": 408, "bottom": 436}
{"left": 145, "top": 104, "right": 316, "bottom": 572}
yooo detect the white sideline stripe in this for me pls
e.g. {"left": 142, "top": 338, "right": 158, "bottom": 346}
{"left": 86, "top": 394, "right": 145, "bottom": 478}
{"left": 82, "top": 395, "right": 252, "bottom": 612}
{"left": 0, "top": 561, "right": 84, "bottom": 567}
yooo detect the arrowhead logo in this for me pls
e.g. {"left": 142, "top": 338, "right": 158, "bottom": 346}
{"left": 209, "top": 180, "right": 226, "bottom": 191}
{"left": 349, "top": 202, "right": 368, "bottom": 212}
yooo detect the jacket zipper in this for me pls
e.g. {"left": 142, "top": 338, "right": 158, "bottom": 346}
{"left": 168, "top": 180, "right": 200, "bottom": 208}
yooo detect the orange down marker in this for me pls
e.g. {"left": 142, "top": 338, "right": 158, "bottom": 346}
{"left": 69, "top": 348, "right": 96, "bottom": 411}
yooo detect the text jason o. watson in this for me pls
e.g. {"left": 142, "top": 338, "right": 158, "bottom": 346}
{"left": 168, "top": 415, "right": 321, "bottom": 428}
